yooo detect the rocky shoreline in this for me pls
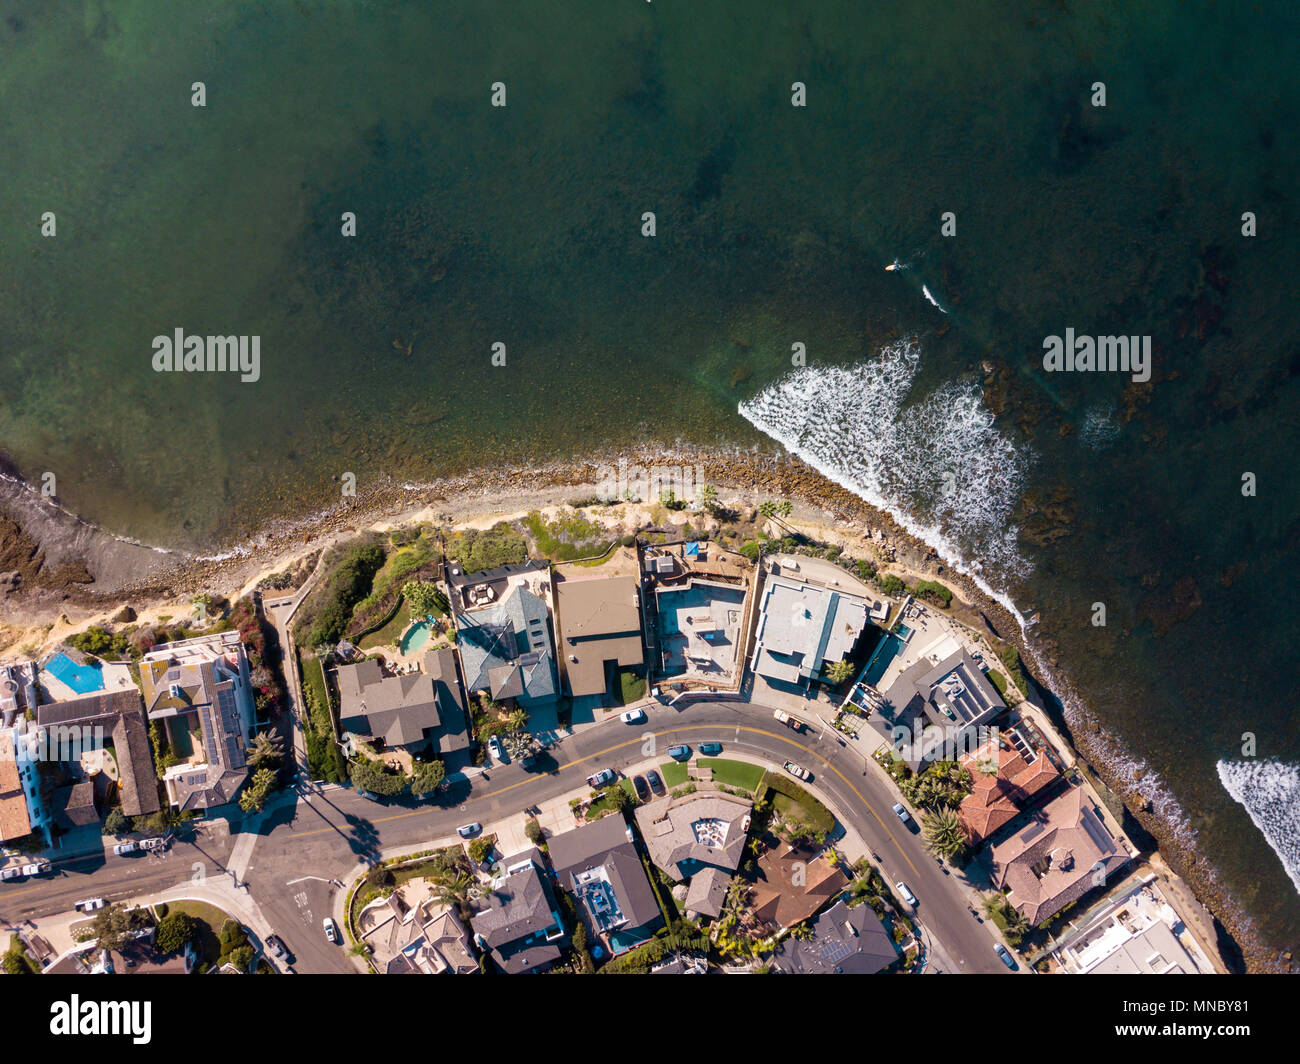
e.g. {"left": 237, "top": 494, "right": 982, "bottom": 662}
{"left": 0, "top": 446, "right": 1276, "bottom": 971}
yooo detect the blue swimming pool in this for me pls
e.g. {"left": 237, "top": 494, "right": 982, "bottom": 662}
{"left": 862, "top": 633, "right": 904, "bottom": 687}
{"left": 45, "top": 652, "right": 105, "bottom": 694}
{"left": 399, "top": 618, "right": 434, "bottom": 655}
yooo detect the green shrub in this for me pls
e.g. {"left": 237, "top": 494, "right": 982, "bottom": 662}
{"left": 103, "top": 808, "right": 130, "bottom": 837}
{"left": 914, "top": 579, "right": 953, "bottom": 608}
{"left": 446, "top": 523, "right": 528, "bottom": 574}
{"left": 155, "top": 912, "right": 197, "bottom": 954}
{"left": 998, "top": 644, "right": 1027, "bottom": 694}
{"left": 878, "top": 574, "right": 906, "bottom": 598}
{"left": 351, "top": 758, "right": 408, "bottom": 797}
{"left": 295, "top": 541, "right": 387, "bottom": 647}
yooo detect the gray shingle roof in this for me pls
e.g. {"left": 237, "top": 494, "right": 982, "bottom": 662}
{"left": 35, "top": 689, "right": 159, "bottom": 816}
{"left": 337, "top": 650, "right": 470, "bottom": 754}
{"left": 683, "top": 866, "right": 732, "bottom": 919}
{"left": 456, "top": 586, "right": 557, "bottom": 707}
{"left": 548, "top": 817, "right": 663, "bottom": 932}
{"left": 772, "top": 900, "right": 899, "bottom": 974}
{"left": 633, "top": 792, "right": 753, "bottom": 880}
{"left": 53, "top": 779, "right": 98, "bottom": 828}
{"left": 470, "top": 862, "right": 564, "bottom": 973}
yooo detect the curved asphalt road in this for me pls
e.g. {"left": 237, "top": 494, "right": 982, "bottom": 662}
{"left": 2, "top": 698, "right": 1011, "bottom": 974}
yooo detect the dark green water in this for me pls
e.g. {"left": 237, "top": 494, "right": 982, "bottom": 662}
{"left": 2, "top": 1, "right": 1298, "bottom": 955}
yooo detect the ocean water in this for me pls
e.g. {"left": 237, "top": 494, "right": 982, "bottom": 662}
{"left": 2, "top": 1, "right": 1298, "bottom": 953}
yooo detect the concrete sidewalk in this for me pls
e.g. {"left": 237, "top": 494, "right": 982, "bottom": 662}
{"left": 22, "top": 876, "right": 273, "bottom": 971}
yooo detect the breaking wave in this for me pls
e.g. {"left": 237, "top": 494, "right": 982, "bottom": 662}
{"left": 738, "top": 337, "right": 1027, "bottom": 593}
{"left": 738, "top": 335, "right": 1198, "bottom": 854}
{"left": 1217, "top": 759, "right": 1300, "bottom": 895}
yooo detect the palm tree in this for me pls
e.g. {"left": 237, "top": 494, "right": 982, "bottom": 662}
{"left": 983, "top": 893, "right": 1030, "bottom": 935}
{"left": 824, "top": 658, "right": 855, "bottom": 685}
{"left": 247, "top": 729, "right": 284, "bottom": 768}
{"left": 505, "top": 708, "right": 529, "bottom": 734}
{"left": 921, "top": 807, "right": 969, "bottom": 861}
{"left": 431, "top": 872, "right": 475, "bottom": 910}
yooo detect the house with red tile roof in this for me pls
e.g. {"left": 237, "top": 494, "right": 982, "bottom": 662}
{"left": 987, "top": 786, "right": 1131, "bottom": 926}
{"left": 749, "top": 842, "right": 849, "bottom": 932}
{"left": 0, "top": 730, "right": 33, "bottom": 842}
{"left": 957, "top": 728, "right": 1060, "bottom": 845}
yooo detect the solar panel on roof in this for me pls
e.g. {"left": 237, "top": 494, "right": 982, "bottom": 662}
{"left": 819, "top": 938, "right": 854, "bottom": 964}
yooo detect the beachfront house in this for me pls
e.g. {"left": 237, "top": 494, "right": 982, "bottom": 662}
{"left": 749, "top": 563, "right": 870, "bottom": 697}
{"left": 33, "top": 688, "right": 161, "bottom": 824}
{"left": 138, "top": 632, "right": 256, "bottom": 811}
{"left": 956, "top": 725, "right": 1061, "bottom": 845}
{"left": 336, "top": 647, "right": 470, "bottom": 765}
{"left": 986, "top": 786, "right": 1133, "bottom": 926}
{"left": 455, "top": 584, "right": 558, "bottom": 711}
{"left": 870, "top": 648, "right": 1006, "bottom": 770}
{"left": 552, "top": 572, "right": 644, "bottom": 705}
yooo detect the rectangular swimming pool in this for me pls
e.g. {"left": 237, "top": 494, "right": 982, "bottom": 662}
{"left": 862, "top": 633, "right": 904, "bottom": 687}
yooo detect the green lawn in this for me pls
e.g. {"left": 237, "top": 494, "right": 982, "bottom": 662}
{"left": 758, "top": 773, "right": 837, "bottom": 834}
{"left": 699, "top": 758, "right": 764, "bottom": 792}
{"left": 617, "top": 668, "right": 646, "bottom": 705}
{"left": 358, "top": 600, "right": 411, "bottom": 650}
{"left": 161, "top": 899, "right": 237, "bottom": 967}
{"left": 300, "top": 653, "right": 328, "bottom": 718}
{"left": 659, "top": 761, "right": 689, "bottom": 787}
{"left": 586, "top": 779, "right": 638, "bottom": 819}
{"left": 986, "top": 668, "right": 1008, "bottom": 698}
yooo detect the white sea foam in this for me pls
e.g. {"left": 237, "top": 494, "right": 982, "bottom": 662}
{"left": 921, "top": 284, "right": 947, "bottom": 313}
{"left": 738, "top": 337, "right": 1027, "bottom": 594}
{"left": 738, "top": 337, "right": 1199, "bottom": 856}
{"left": 1217, "top": 759, "right": 1300, "bottom": 895}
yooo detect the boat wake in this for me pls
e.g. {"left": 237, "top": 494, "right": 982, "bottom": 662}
{"left": 1217, "top": 759, "right": 1300, "bottom": 896}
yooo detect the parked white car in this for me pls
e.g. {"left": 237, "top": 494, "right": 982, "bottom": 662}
{"left": 619, "top": 709, "right": 646, "bottom": 725}
{"left": 895, "top": 881, "right": 918, "bottom": 908}
{"left": 113, "top": 841, "right": 138, "bottom": 856}
{"left": 75, "top": 897, "right": 106, "bottom": 912}
{"left": 322, "top": 917, "right": 340, "bottom": 944}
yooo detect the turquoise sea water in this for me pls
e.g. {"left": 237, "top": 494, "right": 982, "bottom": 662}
{"left": 2, "top": 1, "right": 1299, "bottom": 955}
